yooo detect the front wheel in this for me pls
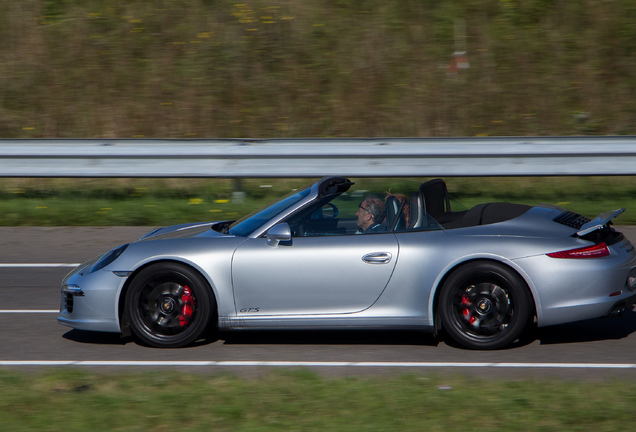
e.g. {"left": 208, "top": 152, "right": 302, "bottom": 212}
{"left": 125, "top": 262, "right": 216, "bottom": 348}
{"left": 438, "top": 261, "right": 532, "bottom": 350}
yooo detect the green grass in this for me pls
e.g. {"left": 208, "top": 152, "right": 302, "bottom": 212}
{"left": 0, "top": 177, "right": 308, "bottom": 226}
{"left": 2, "top": 176, "right": 636, "bottom": 226}
{"left": 1, "top": 369, "right": 635, "bottom": 431}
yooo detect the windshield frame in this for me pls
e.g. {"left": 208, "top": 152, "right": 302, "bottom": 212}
{"left": 228, "top": 182, "right": 315, "bottom": 237}
{"left": 228, "top": 177, "right": 356, "bottom": 238}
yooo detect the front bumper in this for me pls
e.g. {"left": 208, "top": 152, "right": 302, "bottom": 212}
{"left": 57, "top": 267, "right": 127, "bottom": 333}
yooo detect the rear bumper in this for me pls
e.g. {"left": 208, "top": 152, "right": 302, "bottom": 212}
{"left": 513, "top": 245, "right": 636, "bottom": 327}
{"left": 604, "top": 292, "right": 636, "bottom": 318}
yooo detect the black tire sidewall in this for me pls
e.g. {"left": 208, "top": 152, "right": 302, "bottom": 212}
{"left": 125, "top": 262, "right": 216, "bottom": 348}
{"left": 439, "top": 261, "right": 532, "bottom": 350}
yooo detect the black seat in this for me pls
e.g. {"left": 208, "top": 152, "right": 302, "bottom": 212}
{"left": 419, "top": 178, "right": 451, "bottom": 220}
{"left": 385, "top": 195, "right": 407, "bottom": 232}
{"left": 443, "top": 202, "right": 531, "bottom": 229}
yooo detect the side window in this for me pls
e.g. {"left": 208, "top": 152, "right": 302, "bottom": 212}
{"left": 287, "top": 191, "right": 398, "bottom": 237}
{"left": 287, "top": 195, "right": 361, "bottom": 237}
{"left": 284, "top": 179, "right": 440, "bottom": 237}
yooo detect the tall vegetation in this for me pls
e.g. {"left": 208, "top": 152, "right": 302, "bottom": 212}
{"left": 2, "top": 0, "right": 636, "bottom": 139}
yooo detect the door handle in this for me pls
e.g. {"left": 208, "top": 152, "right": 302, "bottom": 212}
{"left": 362, "top": 252, "right": 392, "bottom": 264}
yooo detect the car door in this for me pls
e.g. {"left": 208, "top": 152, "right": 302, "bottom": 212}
{"left": 231, "top": 232, "right": 399, "bottom": 316}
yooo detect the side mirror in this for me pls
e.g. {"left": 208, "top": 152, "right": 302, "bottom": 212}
{"left": 266, "top": 223, "right": 292, "bottom": 247}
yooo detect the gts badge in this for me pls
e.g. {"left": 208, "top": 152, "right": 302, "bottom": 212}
{"left": 240, "top": 307, "right": 260, "bottom": 313}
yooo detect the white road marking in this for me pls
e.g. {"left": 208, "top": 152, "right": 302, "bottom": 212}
{"left": 0, "top": 310, "right": 58, "bottom": 313}
{"left": 0, "top": 263, "right": 80, "bottom": 268}
{"left": 0, "top": 360, "right": 634, "bottom": 369}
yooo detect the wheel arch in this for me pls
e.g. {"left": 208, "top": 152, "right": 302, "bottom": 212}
{"left": 117, "top": 259, "right": 219, "bottom": 337}
{"left": 431, "top": 258, "right": 538, "bottom": 336}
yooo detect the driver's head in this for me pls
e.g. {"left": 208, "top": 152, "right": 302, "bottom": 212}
{"left": 356, "top": 198, "right": 385, "bottom": 230}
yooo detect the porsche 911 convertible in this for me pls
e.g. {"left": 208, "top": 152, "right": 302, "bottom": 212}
{"left": 58, "top": 177, "right": 636, "bottom": 349}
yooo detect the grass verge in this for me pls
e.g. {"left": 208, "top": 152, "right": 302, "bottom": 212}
{"left": 1, "top": 369, "right": 635, "bottom": 431}
{"left": 1, "top": 177, "right": 636, "bottom": 226}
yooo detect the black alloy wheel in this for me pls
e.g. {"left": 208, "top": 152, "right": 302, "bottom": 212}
{"left": 125, "top": 262, "right": 216, "bottom": 348}
{"left": 439, "top": 261, "right": 532, "bottom": 350}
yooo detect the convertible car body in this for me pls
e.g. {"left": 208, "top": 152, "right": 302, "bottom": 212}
{"left": 58, "top": 177, "right": 636, "bottom": 349}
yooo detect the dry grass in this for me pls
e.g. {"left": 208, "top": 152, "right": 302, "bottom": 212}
{"left": 2, "top": 0, "right": 636, "bottom": 139}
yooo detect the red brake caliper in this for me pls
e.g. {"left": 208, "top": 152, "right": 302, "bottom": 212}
{"left": 461, "top": 295, "right": 476, "bottom": 325}
{"left": 179, "top": 286, "right": 194, "bottom": 327}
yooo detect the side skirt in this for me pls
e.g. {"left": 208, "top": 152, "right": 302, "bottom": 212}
{"left": 218, "top": 315, "right": 432, "bottom": 332}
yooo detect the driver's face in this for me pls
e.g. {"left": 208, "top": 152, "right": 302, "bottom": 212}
{"left": 356, "top": 200, "right": 373, "bottom": 230}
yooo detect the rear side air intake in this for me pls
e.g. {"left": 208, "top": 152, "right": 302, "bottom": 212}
{"left": 553, "top": 211, "right": 591, "bottom": 229}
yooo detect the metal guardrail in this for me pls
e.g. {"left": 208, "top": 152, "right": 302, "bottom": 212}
{"left": 1, "top": 137, "right": 636, "bottom": 177}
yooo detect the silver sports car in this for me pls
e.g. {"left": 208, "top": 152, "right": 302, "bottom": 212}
{"left": 58, "top": 177, "right": 636, "bottom": 349}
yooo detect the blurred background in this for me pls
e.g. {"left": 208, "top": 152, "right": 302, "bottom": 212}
{"left": 3, "top": 0, "right": 636, "bottom": 139}
{"left": 2, "top": 1, "right": 636, "bottom": 226}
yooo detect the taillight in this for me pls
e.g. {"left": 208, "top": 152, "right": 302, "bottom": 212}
{"left": 547, "top": 242, "right": 610, "bottom": 259}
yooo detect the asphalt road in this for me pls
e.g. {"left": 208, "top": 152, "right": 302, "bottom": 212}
{"left": 2, "top": 226, "right": 636, "bottom": 379}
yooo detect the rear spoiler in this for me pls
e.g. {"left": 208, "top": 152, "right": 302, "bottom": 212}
{"left": 577, "top": 208, "right": 625, "bottom": 236}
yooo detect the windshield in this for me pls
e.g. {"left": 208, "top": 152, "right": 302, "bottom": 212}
{"left": 228, "top": 186, "right": 313, "bottom": 237}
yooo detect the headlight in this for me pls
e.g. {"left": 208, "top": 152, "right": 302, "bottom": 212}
{"left": 90, "top": 244, "right": 129, "bottom": 273}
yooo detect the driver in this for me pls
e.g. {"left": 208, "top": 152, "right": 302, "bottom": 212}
{"left": 356, "top": 198, "right": 387, "bottom": 234}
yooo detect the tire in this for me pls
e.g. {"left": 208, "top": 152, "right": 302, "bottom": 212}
{"left": 438, "top": 261, "right": 532, "bottom": 350}
{"left": 125, "top": 262, "right": 216, "bottom": 348}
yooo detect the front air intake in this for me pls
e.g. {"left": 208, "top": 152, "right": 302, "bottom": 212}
{"left": 64, "top": 294, "right": 74, "bottom": 313}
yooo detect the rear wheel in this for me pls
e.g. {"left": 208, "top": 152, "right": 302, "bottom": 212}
{"left": 439, "top": 261, "right": 532, "bottom": 350}
{"left": 125, "top": 262, "right": 216, "bottom": 348}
